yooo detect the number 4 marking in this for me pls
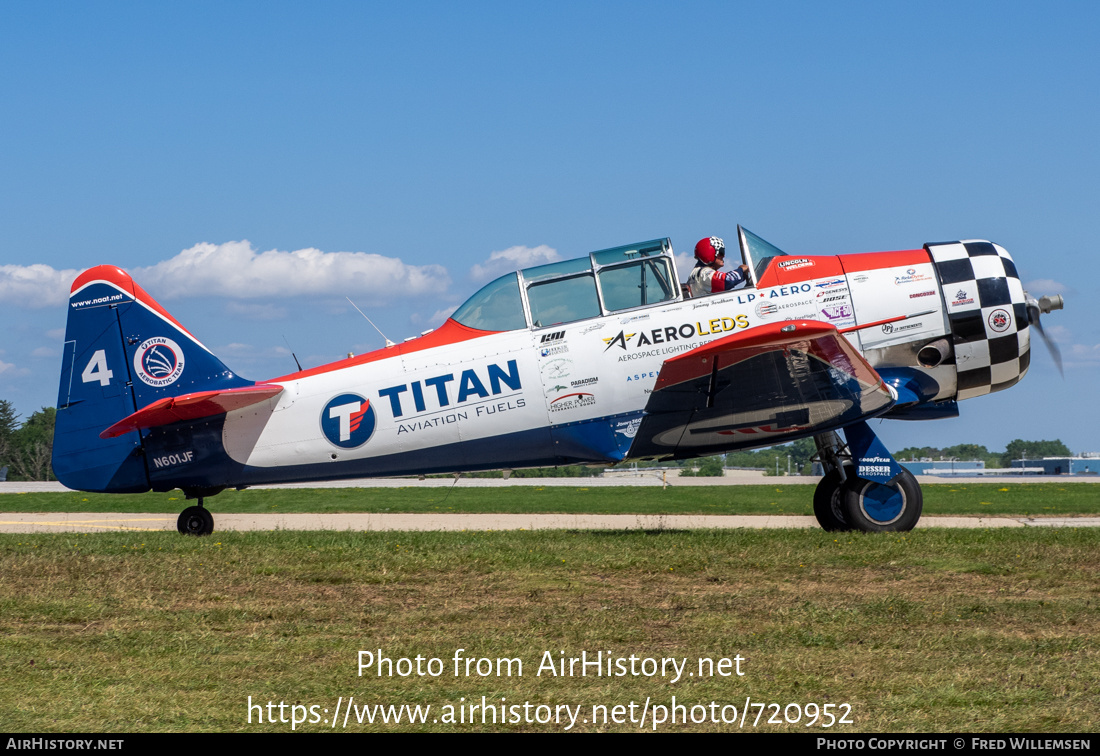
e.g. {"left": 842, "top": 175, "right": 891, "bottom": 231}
{"left": 81, "top": 349, "right": 114, "bottom": 387}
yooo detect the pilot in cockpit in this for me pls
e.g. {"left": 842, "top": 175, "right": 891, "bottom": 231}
{"left": 687, "top": 236, "right": 750, "bottom": 298}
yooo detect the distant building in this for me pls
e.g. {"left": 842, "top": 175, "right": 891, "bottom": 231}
{"left": 900, "top": 459, "right": 984, "bottom": 476}
{"left": 1010, "top": 456, "right": 1099, "bottom": 476}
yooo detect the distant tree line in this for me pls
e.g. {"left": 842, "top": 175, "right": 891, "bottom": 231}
{"left": 895, "top": 440, "right": 1073, "bottom": 470}
{"left": 0, "top": 400, "right": 55, "bottom": 481}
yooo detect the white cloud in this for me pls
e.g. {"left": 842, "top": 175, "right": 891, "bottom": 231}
{"left": 0, "top": 264, "right": 82, "bottom": 308}
{"left": 137, "top": 241, "right": 449, "bottom": 301}
{"left": 1039, "top": 324, "right": 1069, "bottom": 343}
{"left": 31, "top": 347, "right": 56, "bottom": 358}
{"left": 410, "top": 306, "right": 458, "bottom": 327}
{"left": 0, "top": 359, "right": 29, "bottom": 377}
{"left": 0, "top": 241, "right": 451, "bottom": 308}
{"left": 430, "top": 306, "right": 458, "bottom": 326}
{"left": 1067, "top": 343, "right": 1100, "bottom": 363}
{"left": 470, "top": 245, "right": 560, "bottom": 282}
{"left": 674, "top": 252, "right": 696, "bottom": 280}
{"left": 46, "top": 328, "right": 65, "bottom": 340}
{"left": 1023, "top": 279, "right": 1070, "bottom": 296}
{"left": 1028, "top": 325, "right": 1098, "bottom": 369}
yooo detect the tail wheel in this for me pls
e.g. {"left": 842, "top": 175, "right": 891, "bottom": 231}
{"left": 842, "top": 468, "right": 923, "bottom": 532}
{"left": 177, "top": 506, "right": 214, "bottom": 536}
{"left": 813, "top": 470, "right": 852, "bottom": 532}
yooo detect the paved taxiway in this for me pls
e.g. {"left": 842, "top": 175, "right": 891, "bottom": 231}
{"left": 2, "top": 511, "right": 1099, "bottom": 534}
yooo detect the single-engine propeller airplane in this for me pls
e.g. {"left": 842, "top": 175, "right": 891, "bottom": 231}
{"left": 53, "top": 226, "right": 1063, "bottom": 535}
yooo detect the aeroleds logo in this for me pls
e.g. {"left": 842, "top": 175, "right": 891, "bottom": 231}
{"left": 321, "top": 394, "right": 377, "bottom": 449}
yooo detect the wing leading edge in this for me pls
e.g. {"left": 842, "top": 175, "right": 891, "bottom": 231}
{"left": 628, "top": 321, "right": 895, "bottom": 459}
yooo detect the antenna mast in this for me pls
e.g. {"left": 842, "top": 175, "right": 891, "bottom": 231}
{"left": 346, "top": 297, "right": 396, "bottom": 348}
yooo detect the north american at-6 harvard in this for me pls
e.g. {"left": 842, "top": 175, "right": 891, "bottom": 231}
{"left": 53, "top": 226, "right": 1063, "bottom": 534}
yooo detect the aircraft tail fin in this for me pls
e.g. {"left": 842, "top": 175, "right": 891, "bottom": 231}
{"left": 53, "top": 265, "right": 251, "bottom": 492}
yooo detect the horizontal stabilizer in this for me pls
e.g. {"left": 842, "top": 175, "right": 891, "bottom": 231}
{"left": 630, "top": 320, "right": 895, "bottom": 458}
{"left": 100, "top": 384, "right": 284, "bottom": 439}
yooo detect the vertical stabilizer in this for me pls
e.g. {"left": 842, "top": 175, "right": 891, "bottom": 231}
{"left": 53, "top": 265, "right": 251, "bottom": 492}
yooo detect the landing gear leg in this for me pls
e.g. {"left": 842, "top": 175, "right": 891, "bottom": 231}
{"left": 177, "top": 492, "right": 216, "bottom": 536}
{"left": 812, "top": 432, "right": 853, "bottom": 532}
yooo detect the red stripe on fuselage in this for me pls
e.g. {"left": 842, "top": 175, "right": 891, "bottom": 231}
{"left": 267, "top": 319, "right": 500, "bottom": 382}
{"left": 836, "top": 249, "right": 930, "bottom": 273}
{"left": 755, "top": 255, "right": 845, "bottom": 289}
{"left": 752, "top": 250, "right": 928, "bottom": 288}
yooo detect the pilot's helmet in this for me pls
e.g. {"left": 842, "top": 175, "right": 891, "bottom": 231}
{"left": 694, "top": 237, "right": 725, "bottom": 264}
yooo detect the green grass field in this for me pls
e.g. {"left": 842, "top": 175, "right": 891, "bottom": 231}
{"left": 2, "top": 525, "right": 1099, "bottom": 732}
{"left": 2, "top": 481, "right": 1097, "bottom": 516}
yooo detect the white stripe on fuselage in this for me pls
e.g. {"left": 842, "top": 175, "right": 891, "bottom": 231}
{"left": 224, "top": 264, "right": 946, "bottom": 468}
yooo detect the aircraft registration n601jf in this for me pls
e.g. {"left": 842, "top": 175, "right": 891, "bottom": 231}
{"left": 53, "top": 226, "right": 1063, "bottom": 535}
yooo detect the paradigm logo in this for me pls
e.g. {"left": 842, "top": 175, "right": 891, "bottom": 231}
{"left": 321, "top": 393, "right": 377, "bottom": 449}
{"left": 133, "top": 337, "right": 185, "bottom": 387}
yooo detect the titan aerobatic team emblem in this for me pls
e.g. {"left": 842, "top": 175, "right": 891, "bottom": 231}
{"left": 321, "top": 394, "right": 377, "bottom": 449}
{"left": 133, "top": 337, "right": 185, "bottom": 387}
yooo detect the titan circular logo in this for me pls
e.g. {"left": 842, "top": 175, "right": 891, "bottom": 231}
{"left": 988, "top": 308, "right": 1012, "bottom": 333}
{"left": 321, "top": 394, "right": 376, "bottom": 449}
{"left": 133, "top": 337, "right": 185, "bottom": 387}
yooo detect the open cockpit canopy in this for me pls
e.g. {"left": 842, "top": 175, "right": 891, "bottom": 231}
{"left": 737, "top": 225, "right": 790, "bottom": 285}
{"left": 452, "top": 238, "right": 680, "bottom": 331}
{"left": 449, "top": 229, "right": 795, "bottom": 331}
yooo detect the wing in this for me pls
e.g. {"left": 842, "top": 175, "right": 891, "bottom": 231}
{"left": 628, "top": 320, "right": 895, "bottom": 458}
{"left": 100, "top": 384, "right": 285, "bottom": 439}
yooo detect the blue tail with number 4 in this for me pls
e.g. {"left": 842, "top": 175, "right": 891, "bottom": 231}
{"left": 53, "top": 265, "right": 251, "bottom": 492}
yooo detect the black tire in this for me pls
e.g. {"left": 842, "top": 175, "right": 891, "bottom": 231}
{"left": 813, "top": 470, "right": 851, "bottom": 532}
{"left": 177, "top": 506, "right": 214, "bottom": 536}
{"left": 841, "top": 468, "right": 922, "bottom": 532}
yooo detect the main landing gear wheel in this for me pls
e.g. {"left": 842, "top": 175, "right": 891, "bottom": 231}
{"left": 813, "top": 470, "right": 852, "bottom": 532}
{"left": 842, "top": 468, "right": 922, "bottom": 533}
{"left": 177, "top": 505, "right": 214, "bottom": 536}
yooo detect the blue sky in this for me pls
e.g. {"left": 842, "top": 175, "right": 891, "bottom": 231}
{"left": 1, "top": 1, "right": 1096, "bottom": 455}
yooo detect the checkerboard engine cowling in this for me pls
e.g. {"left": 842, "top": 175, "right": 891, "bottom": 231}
{"left": 925, "top": 241, "right": 1030, "bottom": 400}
